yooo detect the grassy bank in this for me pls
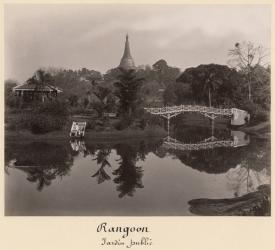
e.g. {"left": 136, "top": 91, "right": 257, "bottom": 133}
{"left": 5, "top": 125, "right": 167, "bottom": 142}
{"left": 5, "top": 109, "right": 270, "bottom": 142}
{"left": 240, "top": 121, "right": 270, "bottom": 139}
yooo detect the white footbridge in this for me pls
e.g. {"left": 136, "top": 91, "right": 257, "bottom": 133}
{"left": 144, "top": 105, "right": 249, "bottom": 128}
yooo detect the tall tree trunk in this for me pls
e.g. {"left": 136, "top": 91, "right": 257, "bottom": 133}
{"left": 208, "top": 88, "right": 211, "bottom": 107}
{"left": 248, "top": 81, "right": 251, "bottom": 101}
{"left": 248, "top": 68, "right": 252, "bottom": 101}
{"left": 128, "top": 107, "right": 132, "bottom": 117}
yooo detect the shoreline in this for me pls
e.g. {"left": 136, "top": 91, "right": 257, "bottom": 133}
{"left": 5, "top": 120, "right": 270, "bottom": 142}
{"left": 5, "top": 127, "right": 167, "bottom": 142}
{"left": 239, "top": 121, "right": 270, "bottom": 139}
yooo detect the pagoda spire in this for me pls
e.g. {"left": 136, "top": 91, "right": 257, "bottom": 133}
{"left": 119, "top": 34, "right": 135, "bottom": 70}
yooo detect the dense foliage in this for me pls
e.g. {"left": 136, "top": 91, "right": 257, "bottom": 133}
{"left": 165, "top": 64, "right": 243, "bottom": 107}
{"left": 114, "top": 68, "right": 144, "bottom": 119}
{"left": 5, "top": 42, "right": 271, "bottom": 133}
{"left": 5, "top": 79, "right": 18, "bottom": 108}
{"left": 20, "top": 100, "right": 70, "bottom": 134}
{"left": 164, "top": 63, "right": 270, "bottom": 121}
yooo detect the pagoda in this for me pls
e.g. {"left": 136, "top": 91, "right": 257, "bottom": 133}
{"left": 119, "top": 34, "right": 135, "bottom": 70}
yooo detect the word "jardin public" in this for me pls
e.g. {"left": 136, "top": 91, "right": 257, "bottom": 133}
{"left": 101, "top": 237, "right": 152, "bottom": 248}
{"left": 97, "top": 222, "right": 149, "bottom": 238}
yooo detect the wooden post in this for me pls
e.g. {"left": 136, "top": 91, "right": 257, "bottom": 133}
{"left": 211, "top": 118, "right": 214, "bottom": 139}
{"left": 167, "top": 114, "right": 170, "bottom": 134}
{"left": 211, "top": 114, "right": 215, "bottom": 141}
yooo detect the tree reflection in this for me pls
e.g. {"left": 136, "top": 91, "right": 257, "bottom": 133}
{"left": 227, "top": 162, "right": 269, "bottom": 197}
{"left": 226, "top": 146, "right": 270, "bottom": 197}
{"left": 86, "top": 139, "right": 161, "bottom": 197}
{"left": 22, "top": 166, "right": 70, "bottom": 191}
{"left": 6, "top": 142, "right": 73, "bottom": 191}
{"left": 113, "top": 144, "right": 144, "bottom": 198}
{"left": 91, "top": 148, "right": 112, "bottom": 184}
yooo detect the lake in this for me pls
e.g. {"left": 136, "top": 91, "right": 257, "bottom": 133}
{"left": 5, "top": 124, "right": 270, "bottom": 216}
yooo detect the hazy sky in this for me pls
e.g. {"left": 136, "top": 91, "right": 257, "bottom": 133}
{"left": 4, "top": 4, "right": 270, "bottom": 82}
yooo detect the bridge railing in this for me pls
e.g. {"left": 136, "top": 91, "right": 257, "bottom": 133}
{"left": 144, "top": 105, "right": 232, "bottom": 116}
{"left": 163, "top": 139, "right": 235, "bottom": 151}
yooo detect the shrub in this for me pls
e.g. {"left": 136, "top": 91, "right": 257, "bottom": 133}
{"left": 144, "top": 125, "right": 166, "bottom": 136}
{"left": 86, "top": 120, "right": 96, "bottom": 129}
{"left": 21, "top": 100, "right": 70, "bottom": 134}
{"left": 113, "top": 116, "right": 132, "bottom": 130}
{"left": 140, "top": 112, "right": 163, "bottom": 128}
{"left": 238, "top": 100, "right": 269, "bottom": 124}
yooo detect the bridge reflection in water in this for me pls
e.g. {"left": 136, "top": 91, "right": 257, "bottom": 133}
{"left": 163, "top": 130, "right": 250, "bottom": 151}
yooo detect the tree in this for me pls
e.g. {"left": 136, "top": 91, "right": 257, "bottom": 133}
{"left": 83, "top": 97, "right": 89, "bottom": 108}
{"left": 84, "top": 69, "right": 103, "bottom": 84}
{"left": 228, "top": 41, "right": 269, "bottom": 101}
{"left": 68, "top": 94, "right": 79, "bottom": 107}
{"left": 163, "top": 83, "right": 177, "bottom": 106}
{"left": 203, "top": 72, "right": 222, "bottom": 107}
{"left": 103, "top": 68, "right": 121, "bottom": 83}
{"left": 114, "top": 68, "right": 144, "bottom": 119}
{"left": 91, "top": 85, "right": 112, "bottom": 118}
{"left": 28, "top": 69, "right": 54, "bottom": 87}
{"left": 251, "top": 65, "right": 270, "bottom": 110}
{"left": 26, "top": 69, "right": 55, "bottom": 102}
{"left": 152, "top": 59, "right": 180, "bottom": 88}
{"left": 5, "top": 79, "right": 18, "bottom": 108}
{"left": 93, "top": 85, "right": 111, "bottom": 103}
{"left": 29, "top": 99, "right": 70, "bottom": 133}
{"left": 44, "top": 67, "right": 102, "bottom": 104}
{"left": 175, "top": 64, "right": 242, "bottom": 107}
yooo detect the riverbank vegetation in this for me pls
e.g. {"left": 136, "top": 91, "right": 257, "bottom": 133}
{"left": 5, "top": 41, "right": 270, "bottom": 136}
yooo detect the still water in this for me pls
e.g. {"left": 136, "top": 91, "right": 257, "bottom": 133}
{"left": 5, "top": 125, "right": 270, "bottom": 216}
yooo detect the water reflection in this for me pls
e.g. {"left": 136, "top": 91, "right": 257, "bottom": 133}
{"left": 113, "top": 144, "right": 144, "bottom": 198}
{"left": 163, "top": 130, "right": 249, "bottom": 152}
{"left": 6, "top": 142, "right": 73, "bottom": 191}
{"left": 91, "top": 149, "right": 112, "bottom": 184}
{"left": 226, "top": 160, "right": 270, "bottom": 197}
{"left": 70, "top": 139, "right": 89, "bottom": 157}
{"left": 5, "top": 125, "right": 270, "bottom": 215}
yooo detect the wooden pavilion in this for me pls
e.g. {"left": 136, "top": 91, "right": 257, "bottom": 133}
{"left": 13, "top": 82, "right": 62, "bottom": 102}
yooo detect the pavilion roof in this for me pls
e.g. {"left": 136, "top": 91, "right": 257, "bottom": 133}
{"left": 13, "top": 82, "right": 63, "bottom": 93}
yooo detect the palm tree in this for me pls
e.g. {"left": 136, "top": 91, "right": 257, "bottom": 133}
{"left": 27, "top": 69, "right": 54, "bottom": 102}
{"left": 203, "top": 73, "right": 221, "bottom": 107}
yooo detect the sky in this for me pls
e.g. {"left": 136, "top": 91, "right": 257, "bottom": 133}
{"left": 4, "top": 4, "right": 271, "bottom": 83}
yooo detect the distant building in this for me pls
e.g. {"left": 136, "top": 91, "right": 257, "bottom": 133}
{"left": 119, "top": 34, "right": 135, "bottom": 70}
{"left": 13, "top": 82, "right": 62, "bottom": 102}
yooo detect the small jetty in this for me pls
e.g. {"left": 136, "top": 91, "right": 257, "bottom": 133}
{"left": 70, "top": 121, "right": 86, "bottom": 138}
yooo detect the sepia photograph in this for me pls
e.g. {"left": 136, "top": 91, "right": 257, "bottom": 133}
{"left": 4, "top": 4, "right": 271, "bottom": 216}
